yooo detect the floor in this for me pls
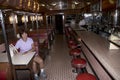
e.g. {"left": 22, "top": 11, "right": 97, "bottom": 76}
{"left": 44, "top": 34, "right": 77, "bottom": 80}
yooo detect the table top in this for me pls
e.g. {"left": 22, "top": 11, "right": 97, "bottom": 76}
{"left": 0, "top": 52, "right": 35, "bottom": 66}
{"left": 76, "top": 31, "right": 120, "bottom": 80}
{"left": 12, "top": 52, "right": 35, "bottom": 65}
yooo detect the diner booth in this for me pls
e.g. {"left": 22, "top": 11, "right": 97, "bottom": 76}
{"left": 0, "top": 0, "right": 120, "bottom": 80}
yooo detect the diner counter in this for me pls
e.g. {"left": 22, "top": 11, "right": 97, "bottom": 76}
{"left": 76, "top": 31, "right": 120, "bottom": 80}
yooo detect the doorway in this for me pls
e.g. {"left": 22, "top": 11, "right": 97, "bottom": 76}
{"left": 55, "top": 15, "right": 63, "bottom": 34}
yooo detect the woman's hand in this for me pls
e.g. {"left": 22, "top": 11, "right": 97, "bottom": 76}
{"left": 13, "top": 49, "right": 18, "bottom": 55}
{"left": 23, "top": 51, "right": 29, "bottom": 55}
{"left": 22, "top": 50, "right": 34, "bottom": 55}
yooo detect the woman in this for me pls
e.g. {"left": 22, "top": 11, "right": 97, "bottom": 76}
{"left": 15, "top": 29, "right": 47, "bottom": 80}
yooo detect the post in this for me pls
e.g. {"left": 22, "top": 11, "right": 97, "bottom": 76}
{"left": 0, "top": 10, "right": 14, "bottom": 79}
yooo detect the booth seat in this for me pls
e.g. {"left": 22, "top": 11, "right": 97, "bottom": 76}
{"left": 0, "top": 62, "right": 12, "bottom": 80}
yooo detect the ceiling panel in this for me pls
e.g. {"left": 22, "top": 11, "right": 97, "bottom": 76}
{"left": 38, "top": 0, "right": 99, "bottom": 10}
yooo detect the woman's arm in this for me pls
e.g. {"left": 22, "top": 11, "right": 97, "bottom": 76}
{"left": 23, "top": 43, "right": 35, "bottom": 54}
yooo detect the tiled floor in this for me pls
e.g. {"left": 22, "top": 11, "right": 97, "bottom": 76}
{"left": 44, "top": 34, "right": 77, "bottom": 80}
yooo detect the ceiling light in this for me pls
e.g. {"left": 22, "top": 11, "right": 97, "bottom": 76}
{"left": 51, "top": 3, "right": 56, "bottom": 6}
{"left": 59, "top": 1, "right": 63, "bottom": 9}
{"left": 74, "top": 1, "right": 79, "bottom": 5}
{"left": 41, "top": 4, "right": 45, "bottom": 6}
{"left": 87, "top": 2, "right": 91, "bottom": 5}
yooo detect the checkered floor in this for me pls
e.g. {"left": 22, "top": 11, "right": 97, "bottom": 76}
{"left": 44, "top": 34, "right": 77, "bottom": 80}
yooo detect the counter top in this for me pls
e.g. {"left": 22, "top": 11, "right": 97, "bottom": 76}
{"left": 77, "top": 31, "right": 120, "bottom": 80}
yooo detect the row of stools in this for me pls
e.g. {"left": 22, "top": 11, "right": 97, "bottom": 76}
{"left": 64, "top": 26, "right": 97, "bottom": 80}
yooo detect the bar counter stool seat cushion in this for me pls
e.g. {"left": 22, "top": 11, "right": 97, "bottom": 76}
{"left": 68, "top": 40, "right": 75, "bottom": 44}
{"left": 71, "top": 58, "right": 86, "bottom": 68}
{"left": 68, "top": 42, "right": 77, "bottom": 49}
{"left": 76, "top": 73, "right": 96, "bottom": 80}
{"left": 69, "top": 48, "right": 81, "bottom": 56}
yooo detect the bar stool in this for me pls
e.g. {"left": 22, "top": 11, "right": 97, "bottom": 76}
{"left": 69, "top": 48, "right": 81, "bottom": 58}
{"left": 68, "top": 42, "right": 78, "bottom": 49}
{"left": 76, "top": 73, "right": 97, "bottom": 80}
{"left": 68, "top": 39, "right": 75, "bottom": 43}
{"left": 71, "top": 58, "right": 87, "bottom": 73}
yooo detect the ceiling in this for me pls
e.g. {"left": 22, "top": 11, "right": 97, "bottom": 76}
{"left": 38, "top": 0, "right": 99, "bottom": 10}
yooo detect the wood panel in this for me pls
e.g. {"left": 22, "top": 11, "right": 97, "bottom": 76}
{"left": 102, "top": 0, "right": 116, "bottom": 11}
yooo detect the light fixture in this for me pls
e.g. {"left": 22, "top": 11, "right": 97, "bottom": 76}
{"left": 84, "top": 13, "right": 92, "bottom": 18}
{"left": 28, "top": 0, "right": 31, "bottom": 7}
{"left": 109, "top": 0, "right": 114, "bottom": 4}
{"left": 51, "top": 3, "right": 56, "bottom": 6}
{"left": 48, "top": 8, "right": 52, "bottom": 10}
{"left": 22, "top": 15, "right": 28, "bottom": 23}
{"left": 59, "top": 1, "right": 63, "bottom": 9}
{"left": 37, "top": 3, "right": 40, "bottom": 12}
{"left": 9, "top": 15, "right": 14, "bottom": 24}
{"left": 38, "top": 16, "right": 43, "bottom": 21}
{"left": 30, "top": 16, "right": 35, "bottom": 21}
{"left": 9, "top": 14, "right": 18, "bottom": 24}
{"left": 87, "top": 2, "right": 91, "bottom": 5}
{"left": 41, "top": 4, "right": 45, "bottom": 6}
{"left": 15, "top": 15, "right": 18, "bottom": 23}
{"left": 73, "top": 1, "right": 79, "bottom": 5}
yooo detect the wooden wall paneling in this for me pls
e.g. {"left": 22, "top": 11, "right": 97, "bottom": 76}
{"left": 8, "top": 0, "right": 17, "bottom": 7}
{"left": 102, "top": 0, "right": 116, "bottom": 11}
{"left": 0, "top": 0, "right": 6, "bottom": 4}
{"left": 28, "top": 0, "right": 33, "bottom": 11}
{"left": 15, "top": 0, "right": 23, "bottom": 9}
{"left": 22, "top": 0, "right": 28, "bottom": 10}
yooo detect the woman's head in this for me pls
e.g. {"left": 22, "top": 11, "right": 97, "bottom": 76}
{"left": 19, "top": 29, "right": 28, "bottom": 40}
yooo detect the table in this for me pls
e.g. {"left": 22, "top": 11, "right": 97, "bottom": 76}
{"left": 12, "top": 52, "right": 35, "bottom": 80}
{"left": 0, "top": 51, "right": 35, "bottom": 80}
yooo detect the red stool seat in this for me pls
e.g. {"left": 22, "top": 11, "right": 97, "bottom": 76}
{"left": 76, "top": 73, "right": 96, "bottom": 80}
{"left": 71, "top": 58, "right": 86, "bottom": 68}
{"left": 68, "top": 42, "right": 77, "bottom": 49}
{"left": 68, "top": 40, "right": 75, "bottom": 44}
{"left": 69, "top": 48, "right": 81, "bottom": 56}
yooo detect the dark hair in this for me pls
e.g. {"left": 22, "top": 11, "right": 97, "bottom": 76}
{"left": 19, "top": 29, "right": 28, "bottom": 38}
